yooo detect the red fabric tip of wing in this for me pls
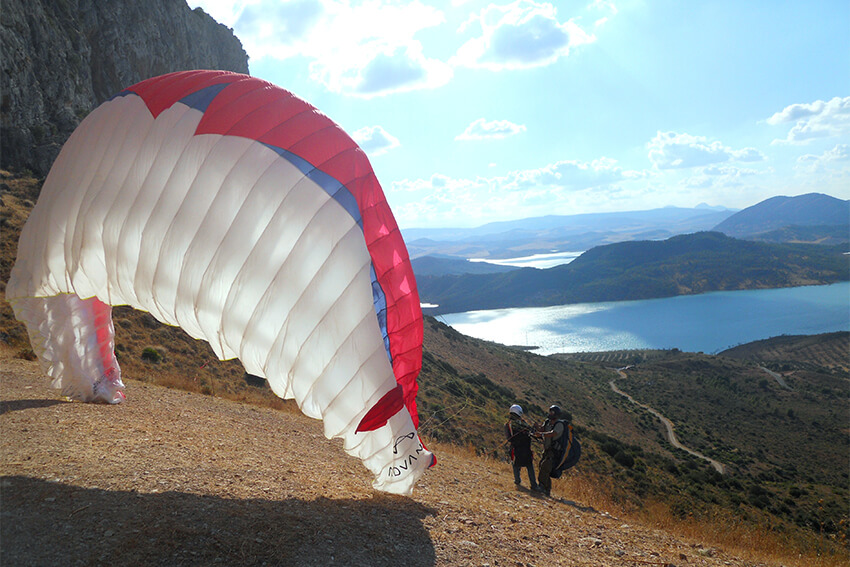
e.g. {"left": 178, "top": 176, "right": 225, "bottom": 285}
{"left": 356, "top": 384, "right": 405, "bottom": 433}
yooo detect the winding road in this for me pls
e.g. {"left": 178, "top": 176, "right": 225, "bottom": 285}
{"left": 609, "top": 369, "right": 725, "bottom": 474}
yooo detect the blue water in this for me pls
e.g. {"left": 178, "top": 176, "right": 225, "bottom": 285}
{"left": 439, "top": 282, "right": 850, "bottom": 355}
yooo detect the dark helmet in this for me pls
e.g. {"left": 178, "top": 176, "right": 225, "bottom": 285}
{"left": 548, "top": 405, "right": 562, "bottom": 416}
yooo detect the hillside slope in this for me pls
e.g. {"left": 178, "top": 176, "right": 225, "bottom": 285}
{"left": 0, "top": 351, "right": 794, "bottom": 567}
{"left": 417, "top": 231, "right": 849, "bottom": 313}
{"left": 2, "top": 172, "right": 847, "bottom": 564}
{"left": 712, "top": 193, "right": 849, "bottom": 239}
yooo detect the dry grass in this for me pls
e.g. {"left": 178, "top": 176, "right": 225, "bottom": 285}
{"left": 0, "top": 348, "right": 848, "bottom": 567}
{"left": 1, "top": 350, "right": 798, "bottom": 567}
{"left": 433, "top": 438, "right": 848, "bottom": 567}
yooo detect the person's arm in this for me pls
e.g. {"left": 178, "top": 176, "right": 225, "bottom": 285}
{"left": 535, "top": 421, "right": 564, "bottom": 439}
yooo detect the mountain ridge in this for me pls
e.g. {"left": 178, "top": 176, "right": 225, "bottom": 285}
{"left": 712, "top": 193, "right": 849, "bottom": 238}
{"left": 416, "top": 231, "right": 849, "bottom": 314}
{"left": 404, "top": 206, "right": 737, "bottom": 260}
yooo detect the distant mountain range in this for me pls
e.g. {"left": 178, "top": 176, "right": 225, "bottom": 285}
{"left": 416, "top": 231, "right": 848, "bottom": 314}
{"left": 403, "top": 206, "right": 738, "bottom": 261}
{"left": 409, "top": 193, "right": 848, "bottom": 280}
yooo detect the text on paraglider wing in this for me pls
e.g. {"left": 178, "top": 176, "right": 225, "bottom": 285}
{"left": 392, "top": 432, "right": 416, "bottom": 454}
{"left": 386, "top": 437, "right": 426, "bottom": 477}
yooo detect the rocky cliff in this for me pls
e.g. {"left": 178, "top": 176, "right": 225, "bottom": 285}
{"left": 1, "top": 0, "right": 249, "bottom": 176}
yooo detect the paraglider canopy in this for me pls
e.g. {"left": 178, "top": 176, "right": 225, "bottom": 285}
{"left": 6, "top": 70, "right": 433, "bottom": 495}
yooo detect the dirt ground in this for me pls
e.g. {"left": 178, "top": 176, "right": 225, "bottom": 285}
{"left": 1, "top": 352, "right": 775, "bottom": 566}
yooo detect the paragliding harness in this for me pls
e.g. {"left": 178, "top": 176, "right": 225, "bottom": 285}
{"left": 549, "top": 420, "right": 581, "bottom": 479}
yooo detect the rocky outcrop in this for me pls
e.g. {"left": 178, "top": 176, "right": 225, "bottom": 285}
{"left": 1, "top": 0, "right": 249, "bottom": 176}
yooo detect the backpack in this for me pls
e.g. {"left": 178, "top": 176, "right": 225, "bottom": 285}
{"left": 550, "top": 421, "right": 581, "bottom": 479}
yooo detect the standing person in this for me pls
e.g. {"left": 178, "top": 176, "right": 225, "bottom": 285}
{"left": 534, "top": 405, "right": 566, "bottom": 497}
{"left": 505, "top": 404, "right": 538, "bottom": 491}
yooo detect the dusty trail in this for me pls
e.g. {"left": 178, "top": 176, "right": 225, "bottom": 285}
{"left": 759, "top": 366, "right": 792, "bottom": 390}
{"left": 609, "top": 369, "right": 725, "bottom": 474}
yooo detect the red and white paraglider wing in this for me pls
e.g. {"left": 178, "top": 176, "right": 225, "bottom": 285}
{"left": 6, "top": 71, "right": 432, "bottom": 495}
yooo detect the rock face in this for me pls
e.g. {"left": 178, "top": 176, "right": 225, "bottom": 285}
{"left": 1, "top": 0, "right": 249, "bottom": 176}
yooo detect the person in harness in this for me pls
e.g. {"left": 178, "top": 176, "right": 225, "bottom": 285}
{"left": 504, "top": 404, "right": 539, "bottom": 491}
{"left": 533, "top": 404, "right": 580, "bottom": 496}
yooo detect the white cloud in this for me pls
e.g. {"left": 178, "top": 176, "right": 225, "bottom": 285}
{"left": 647, "top": 131, "right": 765, "bottom": 169}
{"left": 351, "top": 125, "right": 401, "bottom": 156}
{"left": 456, "top": 118, "right": 526, "bottom": 140}
{"left": 235, "top": 0, "right": 324, "bottom": 46}
{"left": 684, "top": 164, "right": 761, "bottom": 189}
{"left": 796, "top": 144, "right": 850, "bottom": 171}
{"left": 388, "top": 156, "right": 780, "bottom": 228}
{"left": 187, "top": 0, "right": 245, "bottom": 26}
{"left": 503, "top": 157, "right": 632, "bottom": 190}
{"left": 701, "top": 165, "right": 760, "bottom": 177}
{"left": 452, "top": 0, "right": 595, "bottom": 70}
{"left": 591, "top": 0, "right": 618, "bottom": 16}
{"left": 768, "top": 96, "right": 850, "bottom": 144}
{"left": 399, "top": 157, "right": 638, "bottom": 196}
{"left": 193, "top": 0, "right": 450, "bottom": 97}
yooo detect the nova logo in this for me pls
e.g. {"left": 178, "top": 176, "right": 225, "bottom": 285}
{"left": 386, "top": 439, "right": 425, "bottom": 477}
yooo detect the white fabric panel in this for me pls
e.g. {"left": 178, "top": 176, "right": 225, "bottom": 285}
{"left": 193, "top": 158, "right": 298, "bottom": 365}
{"left": 317, "top": 336, "right": 395, "bottom": 438}
{"left": 347, "top": 409, "right": 430, "bottom": 494}
{"left": 7, "top": 94, "right": 432, "bottom": 495}
{"left": 71, "top": 102, "right": 157, "bottom": 301}
{"left": 129, "top": 108, "right": 217, "bottom": 321}
{"left": 102, "top": 101, "right": 197, "bottom": 307}
{"left": 220, "top": 174, "right": 334, "bottom": 367}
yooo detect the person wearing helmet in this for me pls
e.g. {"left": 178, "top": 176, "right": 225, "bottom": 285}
{"left": 533, "top": 405, "right": 566, "bottom": 496}
{"left": 505, "top": 404, "right": 538, "bottom": 491}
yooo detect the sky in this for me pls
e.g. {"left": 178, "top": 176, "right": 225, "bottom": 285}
{"left": 187, "top": 0, "right": 850, "bottom": 229}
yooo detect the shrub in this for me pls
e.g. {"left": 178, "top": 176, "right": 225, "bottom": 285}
{"left": 16, "top": 348, "right": 37, "bottom": 361}
{"left": 614, "top": 450, "right": 635, "bottom": 468}
{"left": 141, "top": 347, "right": 163, "bottom": 364}
{"left": 601, "top": 440, "right": 621, "bottom": 457}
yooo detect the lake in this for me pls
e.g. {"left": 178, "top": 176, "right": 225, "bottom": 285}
{"left": 438, "top": 282, "right": 849, "bottom": 355}
{"left": 468, "top": 250, "right": 582, "bottom": 269}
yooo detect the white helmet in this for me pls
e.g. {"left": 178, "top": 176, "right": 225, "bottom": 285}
{"left": 509, "top": 404, "right": 523, "bottom": 416}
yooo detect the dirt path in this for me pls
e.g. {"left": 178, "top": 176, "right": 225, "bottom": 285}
{"left": 759, "top": 366, "right": 792, "bottom": 390}
{"left": 610, "top": 369, "right": 725, "bottom": 475}
{"left": 1, "top": 352, "right": 772, "bottom": 566}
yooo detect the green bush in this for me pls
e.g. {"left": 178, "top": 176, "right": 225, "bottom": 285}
{"left": 614, "top": 450, "right": 635, "bottom": 468}
{"left": 141, "top": 347, "right": 163, "bottom": 364}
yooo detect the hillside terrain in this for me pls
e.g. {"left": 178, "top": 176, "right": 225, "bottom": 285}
{"left": 411, "top": 255, "right": 517, "bottom": 276}
{"left": 1, "top": 171, "right": 848, "bottom": 565}
{"left": 416, "top": 231, "right": 848, "bottom": 314}
{"left": 720, "top": 332, "right": 850, "bottom": 370}
{"left": 403, "top": 193, "right": 847, "bottom": 267}
{"left": 1, "top": 350, "right": 812, "bottom": 567}
{"left": 712, "top": 194, "right": 849, "bottom": 239}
